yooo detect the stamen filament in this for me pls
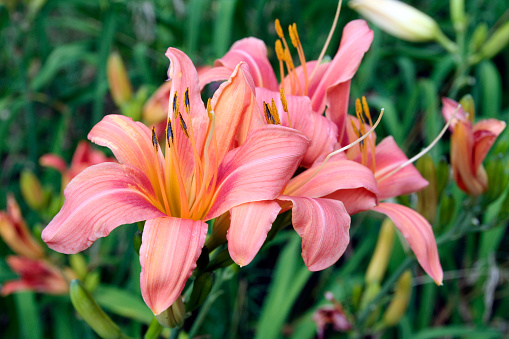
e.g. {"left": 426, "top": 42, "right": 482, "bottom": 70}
{"left": 151, "top": 127, "right": 171, "bottom": 215}
{"left": 309, "top": 0, "right": 343, "bottom": 81}
{"left": 289, "top": 23, "right": 309, "bottom": 95}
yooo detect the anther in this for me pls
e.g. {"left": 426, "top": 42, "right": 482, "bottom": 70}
{"left": 271, "top": 99, "right": 281, "bottom": 125}
{"left": 152, "top": 126, "right": 159, "bottom": 152}
{"left": 206, "top": 98, "right": 212, "bottom": 120}
{"left": 178, "top": 112, "right": 189, "bottom": 138}
{"left": 184, "top": 87, "right": 191, "bottom": 115}
{"left": 173, "top": 92, "right": 179, "bottom": 120}
{"left": 166, "top": 118, "right": 174, "bottom": 145}
{"left": 275, "top": 40, "right": 285, "bottom": 60}
{"left": 263, "top": 101, "right": 275, "bottom": 125}
{"left": 275, "top": 19, "right": 284, "bottom": 39}
{"left": 280, "top": 87, "right": 291, "bottom": 127}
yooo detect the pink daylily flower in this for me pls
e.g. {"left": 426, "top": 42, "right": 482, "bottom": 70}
{"left": 200, "top": 20, "right": 374, "bottom": 166}
{"left": 442, "top": 97, "right": 506, "bottom": 196}
{"left": 42, "top": 48, "right": 309, "bottom": 315}
{"left": 0, "top": 194, "right": 45, "bottom": 259}
{"left": 40, "top": 141, "right": 115, "bottom": 189}
{"left": 1, "top": 256, "right": 70, "bottom": 296}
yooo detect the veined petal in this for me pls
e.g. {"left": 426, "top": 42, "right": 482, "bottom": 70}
{"left": 227, "top": 200, "right": 281, "bottom": 267}
{"left": 140, "top": 217, "right": 207, "bottom": 315}
{"left": 311, "top": 20, "right": 374, "bottom": 114}
{"left": 88, "top": 115, "right": 164, "bottom": 191}
{"left": 199, "top": 66, "right": 235, "bottom": 90}
{"left": 212, "top": 37, "right": 279, "bottom": 91}
{"left": 41, "top": 163, "right": 165, "bottom": 254}
{"left": 323, "top": 188, "right": 378, "bottom": 214}
{"left": 255, "top": 88, "right": 338, "bottom": 167}
{"left": 278, "top": 196, "right": 350, "bottom": 271}
{"left": 39, "top": 154, "right": 67, "bottom": 175}
{"left": 371, "top": 137, "right": 428, "bottom": 200}
{"left": 325, "top": 81, "right": 351, "bottom": 145}
{"left": 211, "top": 62, "right": 264, "bottom": 163}
{"left": 206, "top": 125, "right": 310, "bottom": 219}
{"left": 281, "top": 61, "right": 330, "bottom": 98}
{"left": 285, "top": 159, "right": 379, "bottom": 201}
{"left": 472, "top": 119, "right": 506, "bottom": 171}
{"left": 373, "top": 202, "right": 443, "bottom": 285}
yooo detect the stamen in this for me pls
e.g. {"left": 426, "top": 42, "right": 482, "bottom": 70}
{"left": 275, "top": 19, "right": 284, "bottom": 39}
{"left": 289, "top": 23, "right": 309, "bottom": 95}
{"left": 152, "top": 126, "right": 159, "bottom": 152}
{"left": 173, "top": 92, "right": 179, "bottom": 120}
{"left": 362, "top": 96, "right": 373, "bottom": 125}
{"left": 166, "top": 118, "right": 174, "bottom": 146}
{"left": 263, "top": 101, "right": 276, "bottom": 124}
{"left": 378, "top": 105, "right": 461, "bottom": 183}
{"left": 178, "top": 112, "right": 189, "bottom": 138}
{"left": 280, "top": 87, "right": 291, "bottom": 127}
{"left": 206, "top": 98, "right": 212, "bottom": 120}
{"left": 184, "top": 87, "right": 191, "bottom": 115}
{"left": 309, "top": 0, "right": 343, "bottom": 81}
{"left": 271, "top": 98, "right": 281, "bottom": 125}
{"left": 275, "top": 40, "right": 286, "bottom": 84}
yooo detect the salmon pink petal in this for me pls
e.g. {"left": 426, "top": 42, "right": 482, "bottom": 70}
{"left": 207, "top": 125, "right": 309, "bottom": 219}
{"left": 227, "top": 201, "right": 281, "bottom": 267}
{"left": 370, "top": 137, "right": 428, "bottom": 200}
{"left": 373, "top": 202, "right": 443, "bottom": 285}
{"left": 255, "top": 88, "right": 338, "bottom": 167}
{"left": 281, "top": 61, "right": 330, "bottom": 98}
{"left": 88, "top": 115, "right": 164, "bottom": 190}
{"left": 323, "top": 188, "right": 378, "bottom": 214}
{"left": 41, "top": 162, "right": 165, "bottom": 254}
{"left": 311, "top": 20, "right": 374, "bottom": 114}
{"left": 213, "top": 37, "right": 279, "bottom": 91}
{"left": 140, "top": 217, "right": 207, "bottom": 315}
{"left": 39, "top": 154, "right": 67, "bottom": 175}
{"left": 278, "top": 196, "right": 350, "bottom": 271}
{"left": 211, "top": 62, "right": 264, "bottom": 163}
{"left": 285, "top": 159, "right": 379, "bottom": 200}
{"left": 441, "top": 97, "right": 467, "bottom": 130}
{"left": 325, "top": 81, "right": 351, "bottom": 145}
{"left": 472, "top": 119, "right": 506, "bottom": 171}
{"left": 199, "top": 66, "right": 235, "bottom": 90}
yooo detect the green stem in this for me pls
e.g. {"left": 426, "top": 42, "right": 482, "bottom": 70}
{"left": 144, "top": 317, "right": 163, "bottom": 339}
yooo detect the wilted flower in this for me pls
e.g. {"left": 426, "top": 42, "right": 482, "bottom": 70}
{"left": 442, "top": 97, "right": 506, "bottom": 195}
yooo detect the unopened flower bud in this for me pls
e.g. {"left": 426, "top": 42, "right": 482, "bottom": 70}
{"left": 186, "top": 272, "right": 214, "bottom": 312}
{"left": 70, "top": 279, "right": 125, "bottom": 339}
{"left": 436, "top": 158, "right": 450, "bottom": 199}
{"left": 156, "top": 296, "right": 186, "bottom": 328}
{"left": 365, "top": 219, "right": 395, "bottom": 284}
{"left": 438, "top": 194, "right": 456, "bottom": 228}
{"left": 484, "top": 155, "right": 509, "bottom": 204}
{"left": 20, "top": 170, "right": 47, "bottom": 211}
{"left": 477, "top": 22, "right": 509, "bottom": 61}
{"left": 349, "top": 0, "right": 442, "bottom": 42}
{"left": 416, "top": 155, "right": 438, "bottom": 223}
{"left": 469, "top": 23, "right": 489, "bottom": 53}
{"left": 206, "top": 248, "right": 235, "bottom": 271}
{"left": 107, "top": 52, "right": 133, "bottom": 107}
{"left": 382, "top": 270, "right": 412, "bottom": 326}
{"left": 359, "top": 282, "right": 381, "bottom": 326}
{"left": 70, "top": 253, "right": 88, "bottom": 280}
{"left": 459, "top": 94, "right": 475, "bottom": 123}
{"left": 450, "top": 0, "right": 466, "bottom": 32}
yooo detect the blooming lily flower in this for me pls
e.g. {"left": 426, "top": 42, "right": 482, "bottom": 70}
{"left": 40, "top": 141, "right": 115, "bottom": 189}
{"left": 200, "top": 19, "right": 374, "bottom": 166}
{"left": 1, "top": 256, "right": 70, "bottom": 296}
{"left": 442, "top": 97, "right": 506, "bottom": 196}
{"left": 0, "top": 194, "right": 44, "bottom": 259}
{"left": 42, "top": 48, "right": 309, "bottom": 315}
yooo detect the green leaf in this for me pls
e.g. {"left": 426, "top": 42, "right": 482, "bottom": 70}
{"left": 14, "top": 292, "right": 42, "bottom": 339}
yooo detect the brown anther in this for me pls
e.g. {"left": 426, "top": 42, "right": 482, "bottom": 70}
{"left": 184, "top": 87, "right": 191, "bottom": 115}
{"left": 152, "top": 126, "right": 159, "bottom": 152}
{"left": 178, "top": 112, "right": 189, "bottom": 138}
{"left": 166, "top": 118, "right": 174, "bottom": 145}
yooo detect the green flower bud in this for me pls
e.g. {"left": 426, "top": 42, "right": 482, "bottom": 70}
{"left": 359, "top": 282, "right": 381, "bottom": 326}
{"left": 186, "top": 272, "right": 214, "bottom": 312}
{"left": 450, "top": 0, "right": 466, "bottom": 32}
{"left": 382, "top": 270, "right": 412, "bottom": 326}
{"left": 70, "top": 253, "right": 88, "bottom": 280}
{"left": 206, "top": 248, "right": 234, "bottom": 271}
{"left": 156, "top": 296, "right": 185, "bottom": 328}
{"left": 416, "top": 155, "right": 438, "bottom": 223}
{"left": 459, "top": 94, "right": 475, "bottom": 123}
{"left": 478, "top": 22, "right": 509, "bottom": 61}
{"left": 469, "top": 23, "right": 489, "bottom": 53}
{"left": 484, "top": 155, "right": 509, "bottom": 204}
{"left": 365, "top": 219, "right": 395, "bottom": 284}
{"left": 438, "top": 194, "right": 456, "bottom": 229}
{"left": 107, "top": 52, "right": 133, "bottom": 107}
{"left": 20, "top": 170, "right": 47, "bottom": 211}
{"left": 436, "top": 158, "right": 450, "bottom": 199}
{"left": 70, "top": 280, "right": 128, "bottom": 339}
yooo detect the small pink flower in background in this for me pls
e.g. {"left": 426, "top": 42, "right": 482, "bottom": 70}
{"left": 313, "top": 292, "right": 352, "bottom": 339}
{"left": 42, "top": 48, "right": 309, "bottom": 315}
{"left": 0, "top": 194, "right": 44, "bottom": 259}
{"left": 1, "top": 256, "right": 70, "bottom": 296}
{"left": 442, "top": 97, "right": 506, "bottom": 196}
{"left": 40, "top": 141, "right": 115, "bottom": 188}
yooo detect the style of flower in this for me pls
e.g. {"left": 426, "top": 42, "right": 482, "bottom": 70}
{"left": 40, "top": 141, "right": 115, "bottom": 189}
{"left": 0, "top": 195, "right": 69, "bottom": 296}
{"left": 442, "top": 97, "right": 506, "bottom": 196}
{"left": 41, "top": 48, "right": 309, "bottom": 315}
